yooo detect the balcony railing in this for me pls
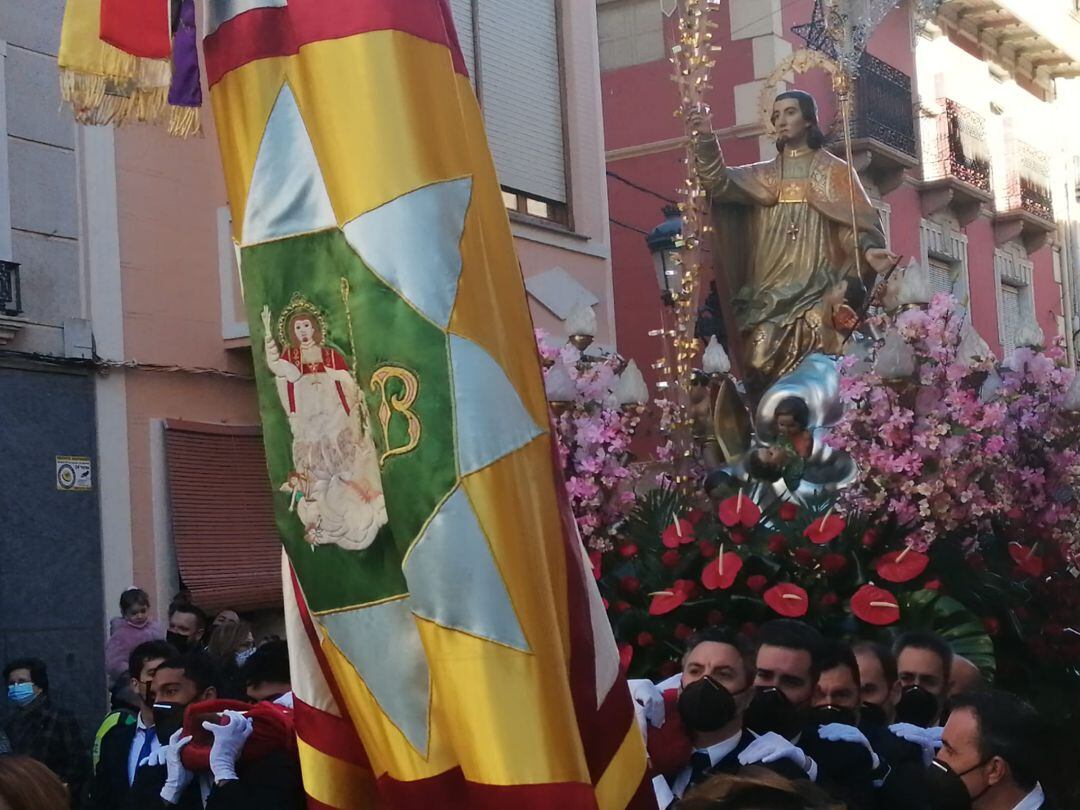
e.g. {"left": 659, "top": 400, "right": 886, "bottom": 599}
{"left": 1019, "top": 180, "right": 1054, "bottom": 221}
{"left": 1002, "top": 143, "right": 1055, "bottom": 223}
{"left": 942, "top": 99, "right": 992, "bottom": 194}
{"left": 0, "top": 261, "right": 20, "bottom": 316}
{"left": 852, "top": 53, "right": 917, "bottom": 159}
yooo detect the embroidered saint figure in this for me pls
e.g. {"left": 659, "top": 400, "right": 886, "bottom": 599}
{"left": 261, "top": 296, "right": 388, "bottom": 551}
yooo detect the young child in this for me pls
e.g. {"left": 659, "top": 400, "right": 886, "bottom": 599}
{"left": 104, "top": 588, "right": 165, "bottom": 681}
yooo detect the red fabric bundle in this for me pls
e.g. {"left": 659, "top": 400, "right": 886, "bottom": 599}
{"left": 100, "top": 0, "right": 173, "bottom": 59}
{"left": 180, "top": 699, "right": 297, "bottom": 772}
{"left": 646, "top": 689, "right": 693, "bottom": 778}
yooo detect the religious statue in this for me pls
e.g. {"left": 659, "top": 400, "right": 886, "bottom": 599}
{"left": 692, "top": 91, "right": 897, "bottom": 397}
{"left": 261, "top": 297, "right": 388, "bottom": 552}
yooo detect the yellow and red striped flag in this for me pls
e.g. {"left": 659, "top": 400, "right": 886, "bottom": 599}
{"left": 203, "top": 1, "right": 655, "bottom": 807}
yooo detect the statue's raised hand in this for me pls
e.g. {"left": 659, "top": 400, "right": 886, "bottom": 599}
{"left": 686, "top": 106, "right": 713, "bottom": 138}
{"left": 261, "top": 305, "right": 272, "bottom": 335}
{"left": 865, "top": 248, "right": 900, "bottom": 276}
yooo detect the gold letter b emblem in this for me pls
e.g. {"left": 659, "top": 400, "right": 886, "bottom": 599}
{"left": 370, "top": 367, "right": 421, "bottom": 465}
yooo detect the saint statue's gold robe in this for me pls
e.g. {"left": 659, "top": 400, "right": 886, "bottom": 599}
{"left": 694, "top": 134, "right": 886, "bottom": 394}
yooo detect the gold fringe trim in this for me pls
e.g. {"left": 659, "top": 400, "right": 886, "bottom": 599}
{"left": 168, "top": 106, "right": 202, "bottom": 139}
{"left": 98, "top": 45, "right": 139, "bottom": 83}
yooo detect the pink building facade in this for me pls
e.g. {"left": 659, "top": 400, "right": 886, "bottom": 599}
{"left": 600, "top": 0, "right": 1080, "bottom": 390}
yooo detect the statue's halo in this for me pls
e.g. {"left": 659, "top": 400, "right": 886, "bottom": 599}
{"left": 759, "top": 49, "right": 848, "bottom": 137}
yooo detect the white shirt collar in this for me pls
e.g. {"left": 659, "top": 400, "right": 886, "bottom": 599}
{"left": 1013, "top": 783, "right": 1045, "bottom": 810}
{"left": 136, "top": 714, "right": 152, "bottom": 732}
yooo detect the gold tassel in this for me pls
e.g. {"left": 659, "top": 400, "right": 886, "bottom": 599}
{"left": 167, "top": 106, "right": 202, "bottom": 139}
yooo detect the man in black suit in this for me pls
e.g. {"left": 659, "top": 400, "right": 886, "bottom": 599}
{"left": 810, "top": 640, "right": 930, "bottom": 809}
{"left": 129, "top": 651, "right": 305, "bottom": 810}
{"left": 931, "top": 690, "right": 1050, "bottom": 809}
{"left": 87, "top": 640, "right": 177, "bottom": 810}
{"left": 738, "top": 628, "right": 875, "bottom": 809}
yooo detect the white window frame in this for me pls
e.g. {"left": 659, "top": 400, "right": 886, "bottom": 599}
{"left": 994, "top": 241, "right": 1036, "bottom": 354}
{"left": 919, "top": 214, "right": 970, "bottom": 305}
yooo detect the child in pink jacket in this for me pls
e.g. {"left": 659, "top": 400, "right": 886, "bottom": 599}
{"left": 104, "top": 588, "right": 165, "bottom": 681}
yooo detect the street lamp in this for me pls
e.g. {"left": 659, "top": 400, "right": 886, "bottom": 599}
{"left": 645, "top": 204, "right": 684, "bottom": 306}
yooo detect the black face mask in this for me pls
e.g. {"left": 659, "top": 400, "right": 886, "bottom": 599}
{"left": 926, "top": 758, "right": 990, "bottom": 810}
{"left": 677, "top": 676, "right": 743, "bottom": 734}
{"left": 166, "top": 631, "right": 191, "bottom": 653}
{"left": 809, "top": 704, "right": 857, "bottom": 728}
{"left": 744, "top": 687, "right": 804, "bottom": 739}
{"left": 895, "top": 685, "right": 940, "bottom": 728}
{"left": 152, "top": 702, "right": 188, "bottom": 745}
{"left": 860, "top": 701, "right": 889, "bottom": 727}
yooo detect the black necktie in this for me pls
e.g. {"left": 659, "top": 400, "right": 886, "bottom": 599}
{"left": 688, "top": 750, "right": 712, "bottom": 787}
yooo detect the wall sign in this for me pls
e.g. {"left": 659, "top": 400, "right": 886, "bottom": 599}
{"left": 56, "top": 456, "right": 93, "bottom": 491}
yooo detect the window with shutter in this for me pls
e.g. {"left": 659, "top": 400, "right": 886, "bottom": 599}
{"left": 928, "top": 259, "right": 954, "bottom": 296}
{"left": 1000, "top": 284, "right": 1021, "bottom": 356}
{"left": 598, "top": 0, "right": 665, "bottom": 71}
{"left": 475, "top": 0, "right": 567, "bottom": 206}
{"left": 163, "top": 421, "right": 283, "bottom": 613}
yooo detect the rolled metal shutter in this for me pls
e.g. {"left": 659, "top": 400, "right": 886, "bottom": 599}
{"left": 163, "top": 420, "right": 282, "bottom": 613}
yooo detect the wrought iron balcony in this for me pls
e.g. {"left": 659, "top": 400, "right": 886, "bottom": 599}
{"left": 853, "top": 53, "right": 917, "bottom": 160}
{"left": 1019, "top": 180, "right": 1054, "bottom": 222}
{"left": 942, "top": 99, "right": 992, "bottom": 194}
{"left": 0, "top": 261, "right": 20, "bottom": 316}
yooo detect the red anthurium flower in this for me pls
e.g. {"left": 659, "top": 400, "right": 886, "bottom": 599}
{"left": 707, "top": 609, "right": 725, "bottom": 625}
{"left": 648, "top": 580, "right": 695, "bottom": 615}
{"left": 767, "top": 534, "right": 788, "bottom": 555}
{"left": 804, "top": 513, "right": 846, "bottom": 544}
{"left": 661, "top": 549, "right": 681, "bottom": 568}
{"left": 637, "top": 631, "right": 654, "bottom": 648}
{"left": 764, "top": 583, "right": 809, "bottom": 617}
{"left": 1007, "top": 543, "right": 1045, "bottom": 577}
{"left": 718, "top": 492, "right": 762, "bottom": 528}
{"left": 619, "top": 543, "right": 639, "bottom": 559}
{"left": 793, "top": 548, "right": 815, "bottom": 567}
{"left": 674, "top": 623, "right": 694, "bottom": 641}
{"left": 778, "top": 502, "right": 799, "bottom": 522}
{"left": 820, "top": 592, "right": 839, "bottom": 608}
{"left": 618, "top": 644, "right": 633, "bottom": 672}
{"left": 746, "top": 574, "right": 768, "bottom": 593}
{"left": 729, "top": 529, "right": 749, "bottom": 546}
{"left": 924, "top": 579, "right": 941, "bottom": 591}
{"left": 686, "top": 508, "right": 705, "bottom": 525}
{"left": 861, "top": 530, "right": 880, "bottom": 548}
{"left": 875, "top": 547, "right": 930, "bottom": 583}
{"left": 702, "top": 550, "right": 743, "bottom": 591}
{"left": 851, "top": 584, "right": 901, "bottom": 626}
{"left": 983, "top": 618, "right": 1000, "bottom": 636}
{"left": 821, "top": 553, "right": 848, "bottom": 576}
{"left": 662, "top": 519, "right": 696, "bottom": 549}
{"left": 698, "top": 540, "right": 718, "bottom": 559}
{"left": 620, "top": 576, "right": 641, "bottom": 595}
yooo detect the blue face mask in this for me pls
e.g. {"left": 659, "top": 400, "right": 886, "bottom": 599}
{"left": 7, "top": 683, "right": 36, "bottom": 706}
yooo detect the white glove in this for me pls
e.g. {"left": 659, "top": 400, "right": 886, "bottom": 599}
{"left": 628, "top": 679, "right": 666, "bottom": 730}
{"left": 817, "top": 723, "right": 880, "bottom": 771}
{"left": 203, "top": 710, "right": 254, "bottom": 783}
{"left": 738, "top": 731, "right": 818, "bottom": 781}
{"left": 888, "top": 723, "right": 942, "bottom": 767}
{"left": 140, "top": 746, "right": 168, "bottom": 769}
{"left": 159, "top": 729, "right": 193, "bottom": 805}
